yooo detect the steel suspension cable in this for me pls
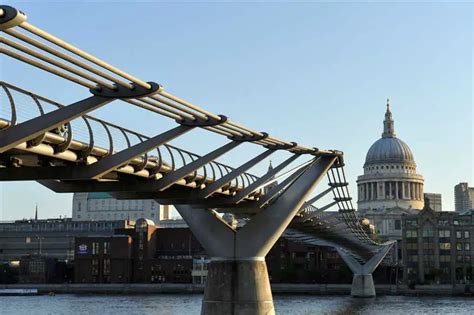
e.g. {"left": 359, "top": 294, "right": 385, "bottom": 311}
{"left": 4, "top": 29, "right": 132, "bottom": 88}
{"left": 19, "top": 22, "right": 151, "bottom": 90}
{"left": 1, "top": 47, "right": 96, "bottom": 89}
{"left": 1, "top": 36, "right": 113, "bottom": 89}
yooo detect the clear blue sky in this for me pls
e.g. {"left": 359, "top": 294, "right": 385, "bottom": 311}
{"left": 1, "top": 1, "right": 472, "bottom": 220}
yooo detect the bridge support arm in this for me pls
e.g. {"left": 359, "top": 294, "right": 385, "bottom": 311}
{"left": 174, "top": 155, "right": 337, "bottom": 315}
{"left": 199, "top": 149, "right": 275, "bottom": 198}
{"left": 156, "top": 141, "right": 242, "bottom": 191}
{"left": 229, "top": 154, "right": 301, "bottom": 204}
{"left": 337, "top": 241, "right": 395, "bottom": 298}
{"left": 82, "top": 125, "right": 193, "bottom": 179}
{"left": 254, "top": 161, "right": 311, "bottom": 208}
{"left": 237, "top": 156, "right": 337, "bottom": 257}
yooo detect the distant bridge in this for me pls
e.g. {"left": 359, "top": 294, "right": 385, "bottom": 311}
{"left": 0, "top": 5, "right": 393, "bottom": 315}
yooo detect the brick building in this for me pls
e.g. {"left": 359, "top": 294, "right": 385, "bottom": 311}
{"left": 0, "top": 218, "right": 133, "bottom": 261}
{"left": 74, "top": 219, "right": 206, "bottom": 284}
{"left": 402, "top": 207, "right": 473, "bottom": 285}
{"left": 18, "top": 255, "right": 71, "bottom": 283}
{"left": 74, "top": 235, "right": 132, "bottom": 283}
{"left": 73, "top": 218, "right": 359, "bottom": 285}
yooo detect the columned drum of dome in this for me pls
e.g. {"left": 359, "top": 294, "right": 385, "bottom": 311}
{"left": 357, "top": 100, "right": 424, "bottom": 211}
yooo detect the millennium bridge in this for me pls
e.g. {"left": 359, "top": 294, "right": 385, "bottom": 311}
{"left": 0, "top": 5, "right": 394, "bottom": 314}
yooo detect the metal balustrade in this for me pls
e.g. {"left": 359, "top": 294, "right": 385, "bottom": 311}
{"left": 0, "top": 82, "right": 262, "bottom": 199}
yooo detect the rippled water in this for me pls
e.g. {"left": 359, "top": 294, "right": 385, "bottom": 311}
{"left": 2, "top": 294, "right": 473, "bottom": 315}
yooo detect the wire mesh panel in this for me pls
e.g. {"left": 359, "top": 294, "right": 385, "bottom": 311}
{"left": 0, "top": 83, "right": 16, "bottom": 126}
{"left": 6, "top": 88, "right": 41, "bottom": 124}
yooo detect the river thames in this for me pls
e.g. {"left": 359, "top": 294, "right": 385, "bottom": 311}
{"left": 2, "top": 294, "right": 473, "bottom": 315}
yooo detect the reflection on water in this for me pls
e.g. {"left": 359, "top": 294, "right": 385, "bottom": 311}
{"left": 274, "top": 295, "right": 474, "bottom": 315}
{"left": 1, "top": 294, "right": 473, "bottom": 315}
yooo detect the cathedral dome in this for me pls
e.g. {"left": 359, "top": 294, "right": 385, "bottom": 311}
{"left": 364, "top": 100, "right": 415, "bottom": 167}
{"left": 357, "top": 99, "right": 424, "bottom": 215}
{"left": 365, "top": 137, "right": 414, "bottom": 165}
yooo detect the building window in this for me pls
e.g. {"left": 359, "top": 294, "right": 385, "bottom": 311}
{"left": 103, "top": 259, "right": 111, "bottom": 275}
{"left": 457, "top": 243, "right": 463, "bottom": 251}
{"left": 406, "top": 230, "right": 417, "bottom": 238}
{"left": 422, "top": 226, "right": 434, "bottom": 237}
{"left": 395, "top": 220, "right": 401, "bottom": 230}
{"left": 391, "top": 182, "right": 396, "bottom": 199}
{"left": 29, "top": 261, "right": 45, "bottom": 274}
{"left": 406, "top": 243, "right": 418, "bottom": 250}
{"left": 103, "top": 242, "right": 110, "bottom": 255}
{"left": 466, "top": 256, "right": 471, "bottom": 263}
{"left": 423, "top": 255, "right": 435, "bottom": 268}
{"left": 439, "top": 230, "right": 450, "bottom": 238}
{"left": 439, "top": 243, "right": 451, "bottom": 250}
{"left": 439, "top": 255, "right": 451, "bottom": 263}
{"left": 456, "top": 231, "right": 462, "bottom": 239}
{"left": 464, "top": 231, "right": 470, "bottom": 239}
{"left": 385, "top": 183, "right": 390, "bottom": 199}
{"left": 423, "top": 245, "right": 434, "bottom": 253}
{"left": 92, "top": 242, "right": 100, "bottom": 255}
{"left": 465, "top": 243, "right": 470, "bottom": 251}
{"left": 91, "top": 259, "right": 99, "bottom": 275}
{"left": 139, "top": 236, "right": 144, "bottom": 250}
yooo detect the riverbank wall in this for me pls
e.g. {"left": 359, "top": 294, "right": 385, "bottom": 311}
{"left": 1, "top": 283, "right": 471, "bottom": 297}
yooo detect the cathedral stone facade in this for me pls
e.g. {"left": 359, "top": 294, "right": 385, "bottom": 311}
{"left": 357, "top": 100, "right": 424, "bottom": 240}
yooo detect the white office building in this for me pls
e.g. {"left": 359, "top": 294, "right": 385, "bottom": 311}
{"left": 72, "top": 192, "right": 170, "bottom": 221}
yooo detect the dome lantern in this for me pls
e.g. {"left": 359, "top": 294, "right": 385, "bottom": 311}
{"left": 382, "top": 98, "right": 395, "bottom": 138}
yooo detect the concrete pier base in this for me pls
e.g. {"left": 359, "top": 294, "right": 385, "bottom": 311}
{"left": 202, "top": 260, "right": 274, "bottom": 315}
{"left": 351, "top": 274, "right": 376, "bottom": 298}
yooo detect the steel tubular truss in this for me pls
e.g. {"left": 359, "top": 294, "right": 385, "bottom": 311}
{"left": 0, "top": 5, "right": 385, "bottom": 265}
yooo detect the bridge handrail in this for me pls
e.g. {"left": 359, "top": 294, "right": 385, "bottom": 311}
{"left": 0, "top": 81, "right": 262, "bottom": 197}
